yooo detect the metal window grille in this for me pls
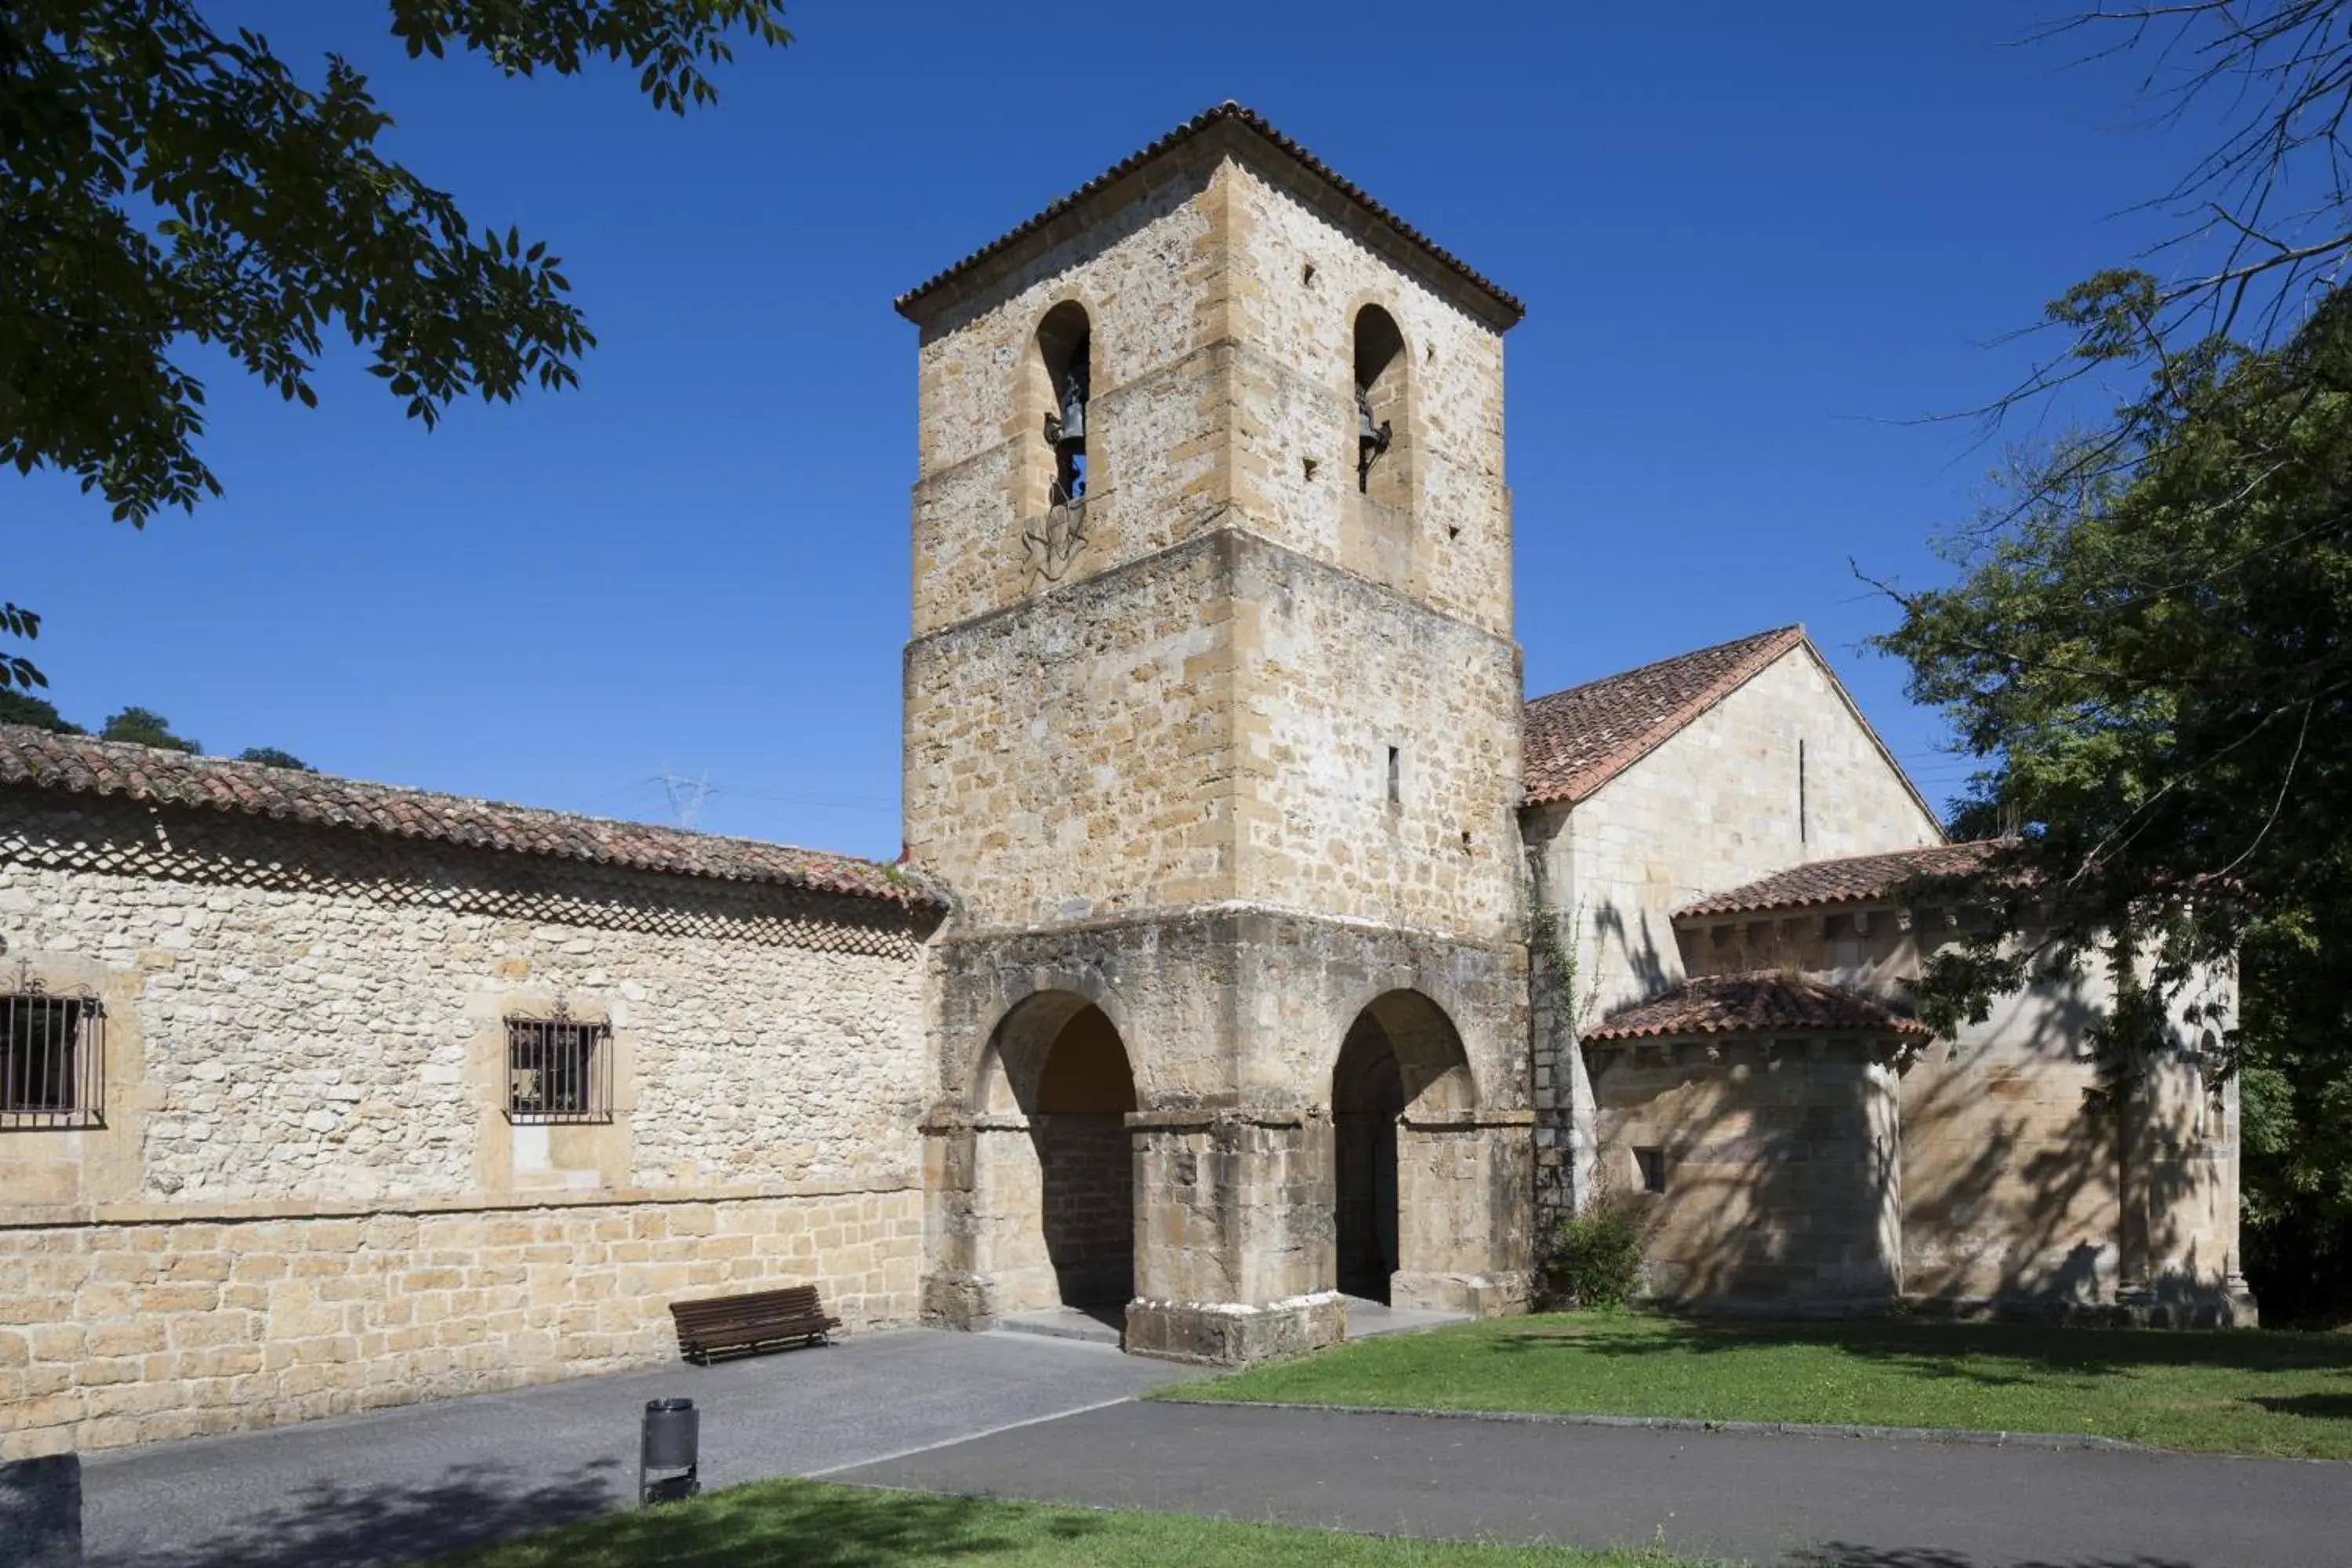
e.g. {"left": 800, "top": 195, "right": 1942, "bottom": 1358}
{"left": 2, "top": 978, "right": 105, "bottom": 1131}
{"left": 506, "top": 1004, "right": 612, "bottom": 1124}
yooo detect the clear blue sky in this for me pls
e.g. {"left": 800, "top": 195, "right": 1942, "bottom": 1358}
{"left": 12, "top": 2, "right": 2210, "bottom": 858}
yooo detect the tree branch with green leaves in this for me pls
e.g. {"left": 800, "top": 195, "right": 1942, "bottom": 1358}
{"left": 0, "top": 0, "right": 791, "bottom": 690}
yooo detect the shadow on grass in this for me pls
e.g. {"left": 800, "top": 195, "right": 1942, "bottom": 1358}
{"left": 1789, "top": 1549, "right": 2195, "bottom": 1568}
{"left": 439, "top": 1479, "right": 1105, "bottom": 1568}
{"left": 2251, "top": 1392, "right": 2352, "bottom": 1420}
{"left": 102, "top": 1467, "right": 1106, "bottom": 1568}
{"left": 1484, "top": 1312, "right": 2352, "bottom": 1391}
{"left": 96, "top": 1458, "right": 628, "bottom": 1568}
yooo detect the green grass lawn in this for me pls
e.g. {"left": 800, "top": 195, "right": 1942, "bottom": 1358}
{"left": 427, "top": 1476, "right": 1728, "bottom": 1567}
{"left": 1158, "top": 1310, "right": 2352, "bottom": 1459}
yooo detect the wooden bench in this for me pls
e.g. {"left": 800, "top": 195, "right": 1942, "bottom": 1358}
{"left": 669, "top": 1285, "right": 840, "bottom": 1364}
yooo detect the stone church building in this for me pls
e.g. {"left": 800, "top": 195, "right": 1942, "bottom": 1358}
{"left": 0, "top": 106, "right": 2249, "bottom": 1459}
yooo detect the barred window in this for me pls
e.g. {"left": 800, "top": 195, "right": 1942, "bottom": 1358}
{"left": 505, "top": 1008, "right": 612, "bottom": 1124}
{"left": 2, "top": 986, "right": 104, "bottom": 1130}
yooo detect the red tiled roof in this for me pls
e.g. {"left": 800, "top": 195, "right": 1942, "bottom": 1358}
{"left": 893, "top": 102, "right": 1525, "bottom": 328}
{"left": 0, "top": 725, "right": 943, "bottom": 909}
{"left": 1522, "top": 626, "right": 1806, "bottom": 808}
{"left": 1676, "top": 841, "right": 2004, "bottom": 919}
{"left": 1583, "top": 971, "right": 1930, "bottom": 1043}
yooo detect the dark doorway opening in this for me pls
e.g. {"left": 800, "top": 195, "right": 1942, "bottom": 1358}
{"left": 1031, "top": 1004, "right": 1137, "bottom": 1311}
{"left": 1334, "top": 1011, "right": 1406, "bottom": 1304}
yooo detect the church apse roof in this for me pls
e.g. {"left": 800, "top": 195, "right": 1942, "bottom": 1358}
{"left": 1675, "top": 840, "right": 2005, "bottom": 920}
{"left": 892, "top": 101, "right": 1526, "bottom": 329}
{"left": 1522, "top": 625, "right": 1809, "bottom": 808}
{"left": 0, "top": 724, "right": 942, "bottom": 909}
{"left": 1581, "top": 971, "right": 1931, "bottom": 1044}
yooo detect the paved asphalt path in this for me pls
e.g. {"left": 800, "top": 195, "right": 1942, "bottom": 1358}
{"left": 78, "top": 1328, "right": 1206, "bottom": 1568}
{"left": 832, "top": 1399, "right": 2352, "bottom": 1568}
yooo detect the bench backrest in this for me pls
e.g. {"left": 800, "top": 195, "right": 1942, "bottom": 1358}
{"left": 670, "top": 1285, "right": 826, "bottom": 1330}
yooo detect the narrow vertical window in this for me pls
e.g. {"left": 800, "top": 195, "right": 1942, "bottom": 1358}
{"left": 1798, "top": 737, "right": 1808, "bottom": 845}
{"left": 1635, "top": 1147, "right": 1668, "bottom": 1194}
{"left": 1386, "top": 745, "right": 1401, "bottom": 808}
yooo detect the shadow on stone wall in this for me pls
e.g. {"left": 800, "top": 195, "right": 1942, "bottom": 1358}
{"left": 1583, "top": 941, "right": 2240, "bottom": 1319}
{"left": 1896, "top": 966, "right": 2234, "bottom": 1320}
{"left": 1590, "top": 899, "right": 1673, "bottom": 1006}
{"left": 1583, "top": 1039, "right": 1902, "bottom": 1308}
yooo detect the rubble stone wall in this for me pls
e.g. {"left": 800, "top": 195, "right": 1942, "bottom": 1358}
{"left": 0, "top": 797, "right": 934, "bottom": 1456}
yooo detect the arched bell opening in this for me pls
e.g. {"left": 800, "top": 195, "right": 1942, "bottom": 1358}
{"left": 1021, "top": 301, "right": 1094, "bottom": 514}
{"left": 1352, "top": 304, "right": 1410, "bottom": 505}
{"left": 1346, "top": 303, "right": 1415, "bottom": 590}
{"left": 968, "top": 991, "right": 1137, "bottom": 1324}
{"left": 1330, "top": 989, "right": 1475, "bottom": 1308}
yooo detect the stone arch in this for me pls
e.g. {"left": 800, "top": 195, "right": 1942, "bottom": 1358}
{"left": 967, "top": 990, "right": 1138, "bottom": 1319}
{"left": 1331, "top": 989, "right": 1474, "bottom": 1305}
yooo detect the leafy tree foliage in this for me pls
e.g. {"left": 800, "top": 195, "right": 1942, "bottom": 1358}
{"left": 0, "top": 0, "right": 792, "bottom": 687}
{"left": 234, "top": 745, "right": 310, "bottom": 771}
{"left": 1878, "top": 274, "right": 2352, "bottom": 1316}
{"left": 0, "top": 684, "right": 82, "bottom": 732}
{"left": 98, "top": 704, "right": 198, "bottom": 751}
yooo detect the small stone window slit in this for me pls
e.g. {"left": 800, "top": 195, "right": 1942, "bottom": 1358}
{"left": 1798, "top": 738, "right": 1808, "bottom": 845}
{"left": 1635, "top": 1146, "right": 1668, "bottom": 1194}
{"left": 1386, "top": 746, "right": 1401, "bottom": 809}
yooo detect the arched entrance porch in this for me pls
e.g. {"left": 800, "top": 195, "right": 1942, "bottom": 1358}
{"left": 967, "top": 992, "right": 1138, "bottom": 1323}
{"left": 1330, "top": 989, "right": 1479, "bottom": 1312}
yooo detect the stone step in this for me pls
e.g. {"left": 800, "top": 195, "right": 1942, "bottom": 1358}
{"left": 1342, "top": 1295, "right": 1471, "bottom": 1340}
{"left": 991, "top": 1306, "right": 1124, "bottom": 1347}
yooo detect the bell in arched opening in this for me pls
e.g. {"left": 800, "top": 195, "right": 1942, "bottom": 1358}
{"left": 1044, "top": 327, "right": 1091, "bottom": 506}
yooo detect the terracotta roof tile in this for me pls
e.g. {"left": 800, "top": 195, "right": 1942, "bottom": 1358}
{"left": 1583, "top": 971, "right": 1929, "bottom": 1043}
{"left": 0, "top": 725, "right": 943, "bottom": 909}
{"left": 893, "top": 102, "right": 1524, "bottom": 328}
{"left": 1521, "top": 626, "right": 1806, "bottom": 808}
{"left": 1676, "top": 841, "right": 2005, "bottom": 919}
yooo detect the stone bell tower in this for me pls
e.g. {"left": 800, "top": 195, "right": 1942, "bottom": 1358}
{"left": 900, "top": 103, "right": 1532, "bottom": 1363}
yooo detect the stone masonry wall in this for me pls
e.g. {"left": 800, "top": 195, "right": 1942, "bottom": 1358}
{"left": 1681, "top": 907, "right": 2245, "bottom": 1316}
{"left": 1225, "top": 158, "right": 1512, "bottom": 641}
{"left": 1033, "top": 1113, "right": 1133, "bottom": 1307}
{"left": 2, "top": 1189, "right": 918, "bottom": 1460}
{"left": 904, "top": 145, "right": 1521, "bottom": 948}
{"left": 1586, "top": 1036, "right": 1903, "bottom": 1308}
{"left": 0, "top": 796, "right": 934, "bottom": 1455}
{"left": 908, "top": 147, "right": 1228, "bottom": 640}
{"left": 1233, "top": 539, "right": 1522, "bottom": 942}
{"left": 904, "top": 532, "right": 1240, "bottom": 931}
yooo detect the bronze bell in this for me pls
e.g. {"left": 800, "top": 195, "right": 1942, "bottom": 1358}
{"left": 1056, "top": 365, "right": 1089, "bottom": 451}
{"left": 1356, "top": 383, "right": 1392, "bottom": 483}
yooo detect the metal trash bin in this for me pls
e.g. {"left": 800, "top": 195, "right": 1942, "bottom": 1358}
{"left": 639, "top": 1397, "right": 700, "bottom": 1504}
